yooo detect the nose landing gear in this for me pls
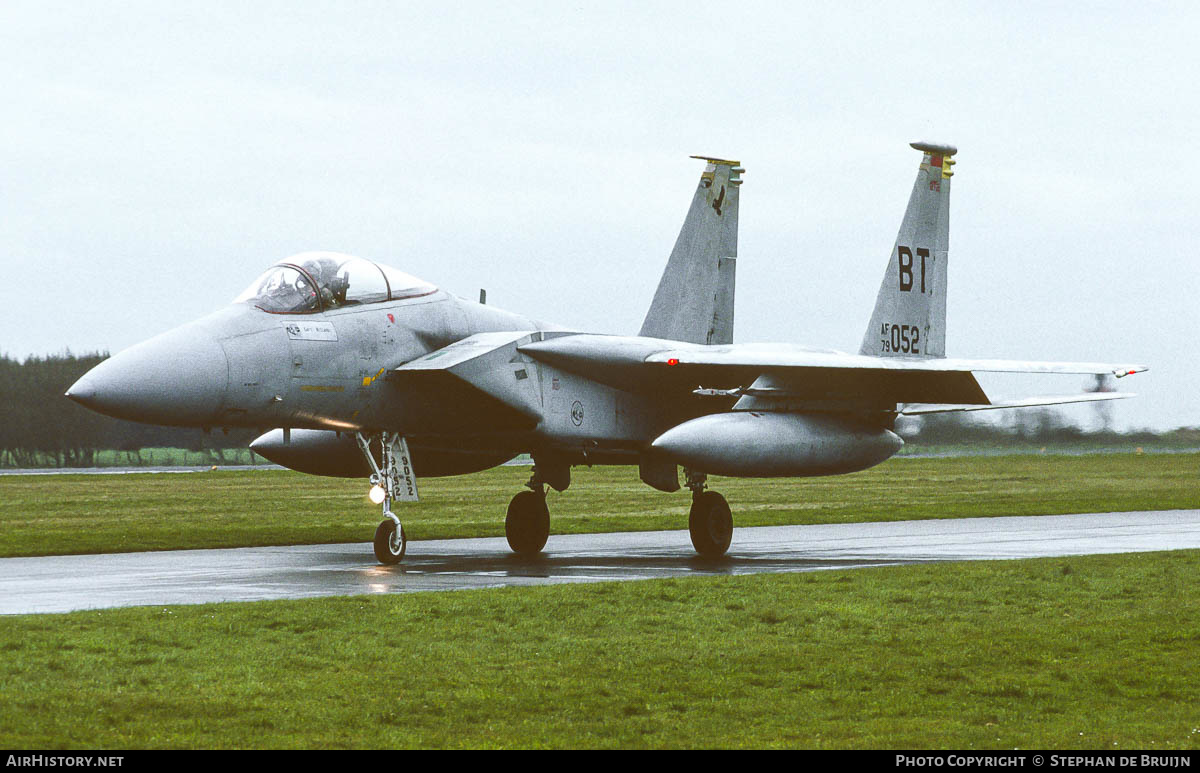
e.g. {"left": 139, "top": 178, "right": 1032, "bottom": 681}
{"left": 356, "top": 432, "right": 418, "bottom": 565}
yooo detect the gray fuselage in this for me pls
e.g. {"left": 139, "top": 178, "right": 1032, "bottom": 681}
{"left": 68, "top": 289, "right": 715, "bottom": 476}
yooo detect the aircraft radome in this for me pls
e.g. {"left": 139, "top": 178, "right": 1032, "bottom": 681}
{"left": 67, "top": 143, "right": 1148, "bottom": 564}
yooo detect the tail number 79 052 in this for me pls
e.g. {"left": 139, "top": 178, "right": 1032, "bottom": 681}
{"left": 880, "top": 323, "right": 920, "bottom": 354}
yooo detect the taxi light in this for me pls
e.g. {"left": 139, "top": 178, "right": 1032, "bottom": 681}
{"left": 369, "top": 484, "right": 387, "bottom": 504}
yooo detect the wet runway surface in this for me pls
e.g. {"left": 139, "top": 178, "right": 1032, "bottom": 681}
{"left": 3, "top": 509, "right": 1198, "bottom": 615}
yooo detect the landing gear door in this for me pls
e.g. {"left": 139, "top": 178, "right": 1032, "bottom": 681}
{"left": 387, "top": 435, "right": 420, "bottom": 502}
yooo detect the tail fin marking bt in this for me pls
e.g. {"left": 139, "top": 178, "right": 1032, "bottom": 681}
{"left": 860, "top": 142, "right": 956, "bottom": 359}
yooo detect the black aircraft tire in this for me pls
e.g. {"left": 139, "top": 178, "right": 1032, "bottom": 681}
{"left": 689, "top": 491, "right": 733, "bottom": 558}
{"left": 506, "top": 490, "right": 550, "bottom": 554}
{"left": 374, "top": 519, "right": 407, "bottom": 565}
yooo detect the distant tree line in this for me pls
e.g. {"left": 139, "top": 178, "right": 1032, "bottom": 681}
{"left": 0, "top": 352, "right": 257, "bottom": 468}
{"left": 898, "top": 410, "right": 1199, "bottom": 448}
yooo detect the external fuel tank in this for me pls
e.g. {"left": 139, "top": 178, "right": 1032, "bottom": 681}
{"left": 650, "top": 412, "right": 902, "bottom": 478}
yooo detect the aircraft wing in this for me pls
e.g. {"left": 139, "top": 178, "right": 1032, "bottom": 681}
{"left": 519, "top": 335, "right": 1148, "bottom": 407}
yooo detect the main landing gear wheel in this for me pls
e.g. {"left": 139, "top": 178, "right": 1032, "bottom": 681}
{"left": 506, "top": 490, "right": 550, "bottom": 554}
{"left": 374, "top": 519, "right": 407, "bottom": 565}
{"left": 689, "top": 491, "right": 733, "bottom": 558}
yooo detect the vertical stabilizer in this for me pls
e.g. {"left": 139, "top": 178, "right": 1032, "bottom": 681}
{"left": 639, "top": 157, "right": 742, "bottom": 345}
{"left": 860, "top": 142, "right": 956, "bottom": 358}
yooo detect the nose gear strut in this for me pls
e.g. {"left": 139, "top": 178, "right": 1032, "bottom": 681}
{"left": 356, "top": 432, "right": 419, "bottom": 564}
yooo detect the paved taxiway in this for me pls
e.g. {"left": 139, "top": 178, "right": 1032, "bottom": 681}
{"left": 2, "top": 509, "right": 1198, "bottom": 615}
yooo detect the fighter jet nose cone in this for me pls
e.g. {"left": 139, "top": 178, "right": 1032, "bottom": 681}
{"left": 68, "top": 327, "right": 230, "bottom": 425}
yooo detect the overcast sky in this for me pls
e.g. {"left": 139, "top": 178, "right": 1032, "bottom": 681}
{"left": 3, "top": 1, "right": 1197, "bottom": 430}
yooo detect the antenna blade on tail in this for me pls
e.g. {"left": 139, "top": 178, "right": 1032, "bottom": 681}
{"left": 639, "top": 157, "right": 742, "bottom": 345}
{"left": 860, "top": 142, "right": 957, "bottom": 359}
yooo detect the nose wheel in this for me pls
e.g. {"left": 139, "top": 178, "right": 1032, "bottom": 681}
{"left": 374, "top": 517, "right": 407, "bottom": 565}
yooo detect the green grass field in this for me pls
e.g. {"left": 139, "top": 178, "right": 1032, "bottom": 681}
{"left": 2, "top": 453, "right": 1197, "bottom": 749}
{"left": 1, "top": 551, "right": 1197, "bottom": 749}
{"left": 0, "top": 453, "right": 1197, "bottom": 558}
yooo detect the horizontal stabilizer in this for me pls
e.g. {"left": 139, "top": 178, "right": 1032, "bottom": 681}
{"left": 642, "top": 344, "right": 1149, "bottom": 379}
{"left": 899, "top": 392, "right": 1136, "bottom": 415}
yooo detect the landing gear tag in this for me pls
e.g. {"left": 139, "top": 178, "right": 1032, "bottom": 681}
{"left": 388, "top": 435, "right": 420, "bottom": 502}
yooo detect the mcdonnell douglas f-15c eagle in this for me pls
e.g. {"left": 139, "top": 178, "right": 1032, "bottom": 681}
{"left": 67, "top": 143, "right": 1147, "bottom": 564}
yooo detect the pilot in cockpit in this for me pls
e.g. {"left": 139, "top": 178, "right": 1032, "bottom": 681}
{"left": 235, "top": 253, "right": 433, "bottom": 314}
{"left": 299, "top": 257, "right": 351, "bottom": 309}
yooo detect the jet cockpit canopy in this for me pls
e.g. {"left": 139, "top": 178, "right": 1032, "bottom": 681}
{"left": 234, "top": 252, "right": 436, "bottom": 314}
